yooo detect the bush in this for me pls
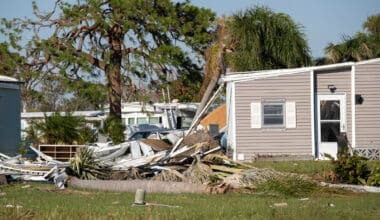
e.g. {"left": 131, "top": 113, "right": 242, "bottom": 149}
{"left": 367, "top": 166, "right": 380, "bottom": 186}
{"left": 101, "top": 116, "right": 125, "bottom": 144}
{"left": 325, "top": 153, "right": 371, "bottom": 185}
{"left": 78, "top": 126, "right": 97, "bottom": 144}
{"left": 37, "top": 112, "right": 83, "bottom": 144}
{"left": 18, "top": 141, "right": 28, "bottom": 156}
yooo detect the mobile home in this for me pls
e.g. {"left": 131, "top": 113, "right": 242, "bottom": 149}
{"left": 225, "top": 58, "right": 380, "bottom": 161}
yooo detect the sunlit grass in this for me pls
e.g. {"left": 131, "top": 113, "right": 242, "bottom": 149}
{"left": 1, "top": 160, "right": 380, "bottom": 219}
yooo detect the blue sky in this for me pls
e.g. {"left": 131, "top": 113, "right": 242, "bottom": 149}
{"left": 0, "top": 0, "right": 379, "bottom": 58}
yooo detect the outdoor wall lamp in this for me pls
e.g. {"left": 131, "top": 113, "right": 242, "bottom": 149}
{"left": 328, "top": 84, "right": 336, "bottom": 93}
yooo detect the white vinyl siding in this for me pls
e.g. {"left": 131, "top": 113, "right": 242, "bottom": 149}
{"left": 355, "top": 61, "right": 380, "bottom": 149}
{"left": 236, "top": 71, "right": 311, "bottom": 160}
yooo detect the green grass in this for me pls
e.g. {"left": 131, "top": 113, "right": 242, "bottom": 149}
{"left": 251, "top": 160, "right": 334, "bottom": 176}
{"left": 251, "top": 160, "right": 380, "bottom": 179}
{"left": 1, "top": 183, "right": 380, "bottom": 219}
{"left": 1, "top": 160, "right": 380, "bottom": 219}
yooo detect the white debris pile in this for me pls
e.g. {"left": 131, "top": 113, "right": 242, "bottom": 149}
{"left": 0, "top": 148, "right": 69, "bottom": 189}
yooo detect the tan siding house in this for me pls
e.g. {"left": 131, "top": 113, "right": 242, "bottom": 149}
{"left": 355, "top": 61, "right": 380, "bottom": 155}
{"left": 225, "top": 58, "right": 380, "bottom": 161}
{"left": 234, "top": 72, "right": 311, "bottom": 161}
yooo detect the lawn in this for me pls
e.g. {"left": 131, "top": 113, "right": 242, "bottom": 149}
{"left": 1, "top": 161, "right": 380, "bottom": 219}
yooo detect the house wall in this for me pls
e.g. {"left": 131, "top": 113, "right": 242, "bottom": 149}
{"left": 234, "top": 72, "right": 312, "bottom": 161}
{"left": 315, "top": 68, "right": 352, "bottom": 145}
{"left": 355, "top": 60, "right": 380, "bottom": 149}
{"left": 0, "top": 83, "right": 21, "bottom": 155}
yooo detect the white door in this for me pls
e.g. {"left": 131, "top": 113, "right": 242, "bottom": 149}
{"left": 317, "top": 94, "right": 346, "bottom": 159}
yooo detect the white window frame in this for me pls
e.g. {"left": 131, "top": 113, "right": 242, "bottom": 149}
{"left": 262, "top": 101, "right": 286, "bottom": 128}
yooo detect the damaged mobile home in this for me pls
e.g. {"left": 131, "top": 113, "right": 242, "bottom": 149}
{"left": 225, "top": 58, "right": 380, "bottom": 161}
{"left": 0, "top": 75, "right": 22, "bottom": 155}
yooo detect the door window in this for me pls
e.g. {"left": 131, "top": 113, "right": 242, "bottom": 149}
{"left": 320, "top": 100, "right": 340, "bottom": 142}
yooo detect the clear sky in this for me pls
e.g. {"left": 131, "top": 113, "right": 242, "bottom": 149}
{"left": 0, "top": 0, "right": 379, "bottom": 58}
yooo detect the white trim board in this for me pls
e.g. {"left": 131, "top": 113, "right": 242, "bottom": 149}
{"left": 231, "top": 82, "right": 237, "bottom": 160}
{"left": 351, "top": 65, "right": 356, "bottom": 149}
{"left": 223, "top": 57, "right": 380, "bottom": 83}
{"left": 223, "top": 61, "right": 356, "bottom": 83}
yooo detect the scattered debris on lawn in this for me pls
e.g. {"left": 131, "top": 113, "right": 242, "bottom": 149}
{"left": 272, "top": 202, "right": 288, "bottom": 207}
{"left": 5, "top": 204, "right": 23, "bottom": 209}
{"left": 0, "top": 111, "right": 313, "bottom": 194}
{"left": 0, "top": 85, "right": 322, "bottom": 194}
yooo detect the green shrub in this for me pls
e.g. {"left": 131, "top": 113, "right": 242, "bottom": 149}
{"left": 78, "top": 126, "right": 97, "bottom": 144}
{"left": 101, "top": 116, "right": 125, "bottom": 144}
{"left": 18, "top": 141, "right": 28, "bottom": 156}
{"left": 325, "top": 153, "right": 371, "bottom": 185}
{"left": 37, "top": 112, "right": 83, "bottom": 144}
{"left": 367, "top": 166, "right": 380, "bottom": 186}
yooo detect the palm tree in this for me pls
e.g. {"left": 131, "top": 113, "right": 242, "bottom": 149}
{"left": 36, "top": 112, "right": 83, "bottom": 144}
{"left": 227, "top": 6, "right": 311, "bottom": 72}
{"left": 325, "top": 14, "right": 380, "bottom": 63}
{"left": 325, "top": 34, "right": 373, "bottom": 63}
{"left": 195, "top": 7, "right": 311, "bottom": 116}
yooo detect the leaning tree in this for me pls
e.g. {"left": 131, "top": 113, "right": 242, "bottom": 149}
{"left": 195, "top": 7, "right": 311, "bottom": 117}
{"left": 9, "top": 0, "right": 215, "bottom": 118}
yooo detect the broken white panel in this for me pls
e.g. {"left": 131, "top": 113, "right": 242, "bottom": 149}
{"left": 130, "top": 141, "right": 142, "bottom": 159}
{"left": 251, "top": 102, "right": 261, "bottom": 128}
{"left": 139, "top": 142, "right": 155, "bottom": 156}
{"left": 285, "top": 102, "right": 296, "bottom": 128}
{"left": 166, "top": 133, "right": 180, "bottom": 145}
{"left": 96, "top": 143, "right": 129, "bottom": 162}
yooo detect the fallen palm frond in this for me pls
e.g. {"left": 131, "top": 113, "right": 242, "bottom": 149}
{"left": 183, "top": 155, "right": 217, "bottom": 184}
{"left": 203, "top": 154, "right": 252, "bottom": 169}
{"left": 152, "top": 169, "right": 187, "bottom": 182}
{"left": 223, "top": 167, "right": 287, "bottom": 189}
{"left": 210, "top": 165, "right": 244, "bottom": 174}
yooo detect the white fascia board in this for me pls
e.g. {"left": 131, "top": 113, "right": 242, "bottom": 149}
{"left": 231, "top": 82, "right": 237, "bottom": 161}
{"left": 226, "top": 81, "right": 237, "bottom": 160}
{"left": 223, "top": 62, "right": 355, "bottom": 83}
{"left": 351, "top": 65, "right": 356, "bottom": 149}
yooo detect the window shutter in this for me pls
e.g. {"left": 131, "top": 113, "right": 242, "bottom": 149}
{"left": 286, "top": 102, "right": 296, "bottom": 128}
{"left": 251, "top": 102, "right": 261, "bottom": 128}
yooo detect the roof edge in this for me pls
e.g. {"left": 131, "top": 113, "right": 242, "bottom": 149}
{"left": 222, "top": 58, "right": 380, "bottom": 82}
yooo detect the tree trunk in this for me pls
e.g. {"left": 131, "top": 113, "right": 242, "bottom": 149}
{"left": 194, "top": 20, "right": 227, "bottom": 119}
{"left": 106, "top": 26, "right": 123, "bottom": 119}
